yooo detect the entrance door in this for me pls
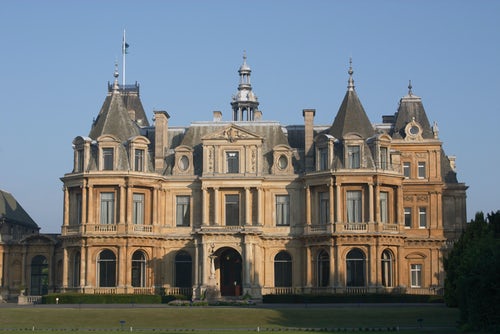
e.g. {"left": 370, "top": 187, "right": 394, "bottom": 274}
{"left": 219, "top": 248, "right": 242, "bottom": 296}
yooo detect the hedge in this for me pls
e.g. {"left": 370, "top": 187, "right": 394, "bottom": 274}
{"left": 42, "top": 293, "right": 162, "bottom": 304}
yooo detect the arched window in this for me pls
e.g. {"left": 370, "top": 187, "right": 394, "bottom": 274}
{"left": 131, "top": 251, "right": 147, "bottom": 287}
{"left": 381, "top": 250, "right": 393, "bottom": 287}
{"left": 317, "top": 250, "right": 330, "bottom": 287}
{"left": 30, "top": 255, "right": 48, "bottom": 295}
{"left": 98, "top": 249, "right": 116, "bottom": 287}
{"left": 274, "top": 251, "right": 292, "bottom": 287}
{"left": 346, "top": 248, "right": 366, "bottom": 287}
{"left": 72, "top": 252, "right": 81, "bottom": 288}
{"left": 175, "top": 251, "right": 192, "bottom": 288}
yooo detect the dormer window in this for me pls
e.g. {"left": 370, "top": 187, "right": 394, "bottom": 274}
{"left": 134, "top": 149, "right": 144, "bottom": 172}
{"left": 226, "top": 151, "right": 239, "bottom": 173}
{"left": 76, "top": 149, "right": 84, "bottom": 172}
{"left": 102, "top": 148, "right": 114, "bottom": 170}
{"left": 319, "top": 147, "right": 328, "bottom": 170}
{"left": 380, "top": 147, "right": 388, "bottom": 169}
{"left": 347, "top": 145, "right": 360, "bottom": 169}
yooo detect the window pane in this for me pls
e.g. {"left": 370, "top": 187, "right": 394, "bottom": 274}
{"left": 381, "top": 250, "right": 393, "bottom": 287}
{"left": 77, "top": 149, "right": 84, "bottom": 172}
{"left": 274, "top": 251, "right": 292, "bottom": 287}
{"left": 226, "top": 152, "right": 239, "bottom": 173}
{"left": 418, "top": 162, "right": 426, "bottom": 178}
{"left": 319, "top": 192, "right": 329, "bottom": 224}
{"left": 133, "top": 193, "right": 145, "bottom": 225}
{"left": 225, "top": 194, "right": 239, "bottom": 226}
{"left": 348, "top": 146, "right": 360, "bottom": 169}
{"left": 380, "top": 147, "right": 388, "bottom": 169}
{"left": 135, "top": 149, "right": 144, "bottom": 172}
{"left": 403, "top": 162, "right": 411, "bottom": 178}
{"left": 380, "top": 192, "right": 388, "bottom": 223}
{"left": 100, "top": 192, "right": 115, "bottom": 225}
{"left": 319, "top": 147, "right": 328, "bottom": 170}
{"left": 347, "top": 191, "right": 362, "bottom": 223}
{"left": 276, "top": 195, "right": 290, "bottom": 226}
{"left": 404, "top": 207, "right": 412, "bottom": 228}
{"left": 176, "top": 196, "right": 191, "bottom": 226}
{"left": 411, "top": 264, "right": 422, "bottom": 287}
{"left": 419, "top": 207, "right": 427, "bottom": 228}
{"left": 103, "top": 148, "right": 114, "bottom": 170}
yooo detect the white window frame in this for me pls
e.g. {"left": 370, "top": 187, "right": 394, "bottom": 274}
{"left": 410, "top": 264, "right": 422, "bottom": 288}
{"left": 132, "top": 193, "right": 145, "bottom": 225}
{"left": 226, "top": 151, "right": 239, "bottom": 173}
{"left": 419, "top": 207, "right": 427, "bottom": 228}
{"left": 176, "top": 195, "right": 191, "bottom": 227}
{"left": 100, "top": 192, "right": 115, "bottom": 225}
{"left": 379, "top": 191, "right": 388, "bottom": 224}
{"left": 403, "top": 162, "right": 411, "bottom": 178}
{"left": 347, "top": 190, "right": 362, "bottom": 223}
{"left": 276, "top": 195, "right": 290, "bottom": 226}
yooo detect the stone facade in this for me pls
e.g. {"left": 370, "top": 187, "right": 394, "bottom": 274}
{"left": 0, "top": 57, "right": 467, "bottom": 301}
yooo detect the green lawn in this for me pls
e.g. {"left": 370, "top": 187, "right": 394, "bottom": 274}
{"left": 0, "top": 305, "right": 460, "bottom": 333}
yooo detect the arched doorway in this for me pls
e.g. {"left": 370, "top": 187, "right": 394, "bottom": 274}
{"left": 218, "top": 248, "right": 242, "bottom": 296}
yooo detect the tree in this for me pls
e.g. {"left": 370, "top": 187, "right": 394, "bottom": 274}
{"left": 444, "top": 211, "right": 500, "bottom": 332}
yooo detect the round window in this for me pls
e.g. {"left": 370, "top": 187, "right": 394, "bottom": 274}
{"left": 278, "top": 155, "right": 288, "bottom": 169}
{"left": 179, "top": 155, "right": 189, "bottom": 171}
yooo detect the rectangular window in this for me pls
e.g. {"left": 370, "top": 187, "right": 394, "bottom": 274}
{"left": 276, "top": 195, "right": 290, "bottom": 226}
{"left": 404, "top": 207, "right": 412, "bottom": 228}
{"left": 176, "top": 196, "right": 191, "bottom": 226}
{"left": 347, "top": 190, "right": 362, "bottom": 223}
{"left": 419, "top": 207, "right": 427, "bottom": 228}
{"left": 410, "top": 264, "right": 422, "bottom": 288}
{"left": 102, "top": 148, "right": 114, "bottom": 171}
{"left": 380, "top": 147, "right": 388, "bottom": 169}
{"left": 225, "top": 194, "right": 240, "bottom": 226}
{"left": 403, "top": 162, "right": 411, "bottom": 178}
{"left": 379, "top": 191, "right": 388, "bottom": 224}
{"left": 134, "top": 149, "right": 144, "bottom": 172}
{"left": 70, "top": 193, "right": 82, "bottom": 225}
{"left": 100, "top": 192, "right": 115, "bottom": 225}
{"left": 132, "top": 193, "right": 145, "bottom": 225}
{"left": 348, "top": 145, "right": 360, "bottom": 168}
{"left": 76, "top": 149, "right": 84, "bottom": 172}
{"left": 418, "top": 161, "right": 426, "bottom": 178}
{"left": 319, "top": 147, "right": 328, "bottom": 170}
{"left": 226, "top": 152, "right": 239, "bottom": 173}
{"left": 319, "top": 192, "right": 330, "bottom": 224}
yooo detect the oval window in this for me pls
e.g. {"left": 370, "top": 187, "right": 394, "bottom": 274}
{"left": 179, "top": 155, "right": 189, "bottom": 171}
{"left": 278, "top": 155, "right": 288, "bottom": 170}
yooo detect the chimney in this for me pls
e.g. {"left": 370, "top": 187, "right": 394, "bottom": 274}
{"left": 303, "top": 109, "right": 315, "bottom": 171}
{"left": 213, "top": 111, "right": 222, "bottom": 122}
{"left": 154, "top": 111, "right": 170, "bottom": 172}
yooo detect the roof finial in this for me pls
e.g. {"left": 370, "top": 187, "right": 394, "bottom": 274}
{"left": 113, "top": 61, "right": 120, "bottom": 92}
{"left": 347, "top": 57, "right": 355, "bottom": 91}
{"left": 243, "top": 50, "right": 247, "bottom": 63}
{"left": 408, "top": 80, "right": 413, "bottom": 96}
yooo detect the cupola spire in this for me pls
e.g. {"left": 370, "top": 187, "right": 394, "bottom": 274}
{"left": 231, "top": 51, "right": 260, "bottom": 121}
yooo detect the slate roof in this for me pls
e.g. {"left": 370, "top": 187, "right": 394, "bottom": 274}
{"left": 391, "top": 92, "right": 433, "bottom": 139}
{"left": 329, "top": 89, "right": 374, "bottom": 139}
{"left": 0, "top": 189, "right": 39, "bottom": 229}
{"left": 88, "top": 87, "right": 141, "bottom": 142}
{"left": 178, "top": 121, "right": 290, "bottom": 175}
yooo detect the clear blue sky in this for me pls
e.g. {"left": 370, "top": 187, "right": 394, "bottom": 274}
{"left": 1, "top": 1, "right": 498, "bottom": 233}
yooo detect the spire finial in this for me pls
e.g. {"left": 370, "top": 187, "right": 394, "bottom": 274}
{"left": 347, "top": 57, "right": 355, "bottom": 91}
{"left": 113, "top": 61, "right": 120, "bottom": 92}
{"left": 243, "top": 50, "right": 247, "bottom": 63}
{"left": 408, "top": 80, "right": 413, "bottom": 96}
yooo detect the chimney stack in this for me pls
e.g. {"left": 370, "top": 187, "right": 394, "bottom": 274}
{"left": 303, "top": 109, "right": 316, "bottom": 171}
{"left": 154, "top": 111, "right": 170, "bottom": 172}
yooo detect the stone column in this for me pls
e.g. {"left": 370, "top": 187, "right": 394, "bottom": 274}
{"left": 62, "top": 248, "right": 69, "bottom": 289}
{"left": 81, "top": 181, "right": 87, "bottom": 225}
{"left": 329, "top": 182, "right": 334, "bottom": 226}
{"left": 202, "top": 187, "right": 208, "bottom": 226}
{"left": 368, "top": 183, "right": 374, "bottom": 223}
{"left": 335, "top": 181, "right": 341, "bottom": 223}
{"left": 257, "top": 187, "right": 262, "bottom": 226}
{"left": 214, "top": 188, "right": 219, "bottom": 226}
{"left": 243, "top": 238, "right": 252, "bottom": 287}
{"left": 63, "top": 186, "right": 69, "bottom": 226}
{"left": 119, "top": 185, "right": 126, "bottom": 225}
{"left": 305, "top": 186, "right": 311, "bottom": 225}
{"left": 245, "top": 187, "right": 251, "bottom": 226}
{"left": 80, "top": 245, "right": 87, "bottom": 289}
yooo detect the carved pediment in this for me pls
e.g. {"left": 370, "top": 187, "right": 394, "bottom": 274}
{"left": 202, "top": 124, "right": 262, "bottom": 143}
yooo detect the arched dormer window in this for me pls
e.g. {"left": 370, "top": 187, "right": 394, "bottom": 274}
{"left": 314, "top": 134, "right": 335, "bottom": 171}
{"left": 97, "top": 135, "right": 120, "bottom": 171}
{"left": 128, "top": 136, "right": 150, "bottom": 172}
{"left": 272, "top": 144, "right": 294, "bottom": 175}
{"left": 72, "top": 136, "right": 92, "bottom": 173}
{"left": 343, "top": 133, "right": 364, "bottom": 169}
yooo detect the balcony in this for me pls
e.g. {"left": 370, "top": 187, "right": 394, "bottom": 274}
{"left": 304, "top": 222, "right": 402, "bottom": 235}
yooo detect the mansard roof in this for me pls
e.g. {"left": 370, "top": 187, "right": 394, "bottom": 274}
{"left": 391, "top": 85, "right": 433, "bottom": 139}
{"left": 0, "top": 189, "right": 39, "bottom": 229}
{"left": 88, "top": 82, "right": 141, "bottom": 142}
{"left": 179, "top": 121, "right": 289, "bottom": 175}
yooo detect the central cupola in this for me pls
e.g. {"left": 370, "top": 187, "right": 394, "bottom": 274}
{"left": 231, "top": 52, "right": 260, "bottom": 121}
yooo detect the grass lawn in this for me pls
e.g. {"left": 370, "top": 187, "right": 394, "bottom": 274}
{"left": 0, "top": 304, "right": 460, "bottom": 333}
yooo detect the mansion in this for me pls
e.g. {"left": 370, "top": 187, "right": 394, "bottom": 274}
{"left": 0, "top": 56, "right": 467, "bottom": 301}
